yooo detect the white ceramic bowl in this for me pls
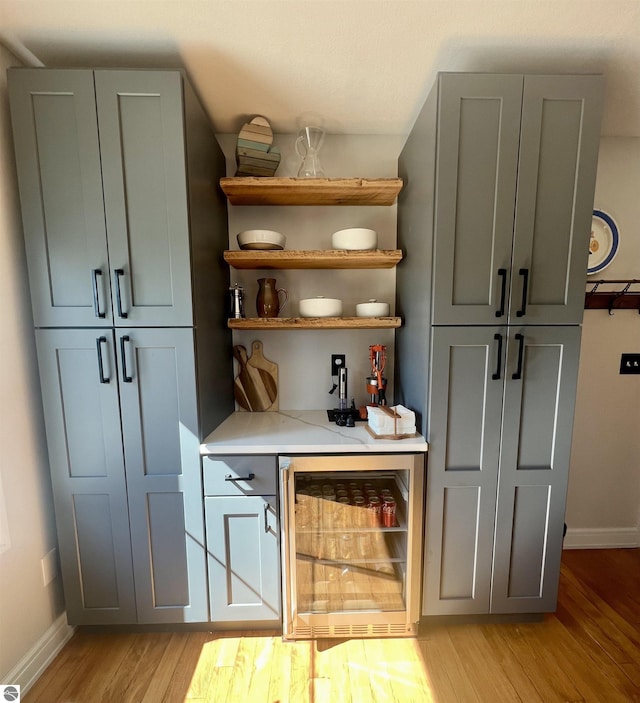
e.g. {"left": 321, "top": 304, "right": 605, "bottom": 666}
{"left": 331, "top": 228, "right": 378, "bottom": 251}
{"left": 237, "top": 229, "right": 286, "bottom": 250}
{"left": 299, "top": 297, "right": 343, "bottom": 318}
{"left": 356, "top": 299, "right": 390, "bottom": 317}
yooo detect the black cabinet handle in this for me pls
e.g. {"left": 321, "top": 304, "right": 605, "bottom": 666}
{"left": 114, "top": 268, "right": 128, "bottom": 319}
{"left": 120, "top": 335, "right": 133, "bottom": 383}
{"left": 96, "top": 336, "right": 109, "bottom": 384}
{"left": 512, "top": 333, "right": 525, "bottom": 380}
{"left": 264, "top": 502, "right": 269, "bottom": 533}
{"left": 492, "top": 333, "right": 503, "bottom": 380}
{"left": 516, "top": 268, "right": 529, "bottom": 317}
{"left": 92, "top": 269, "right": 106, "bottom": 319}
{"left": 495, "top": 268, "right": 507, "bottom": 318}
{"left": 224, "top": 473, "right": 255, "bottom": 482}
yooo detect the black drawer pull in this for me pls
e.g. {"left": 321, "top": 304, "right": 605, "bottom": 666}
{"left": 516, "top": 268, "right": 529, "bottom": 318}
{"left": 120, "top": 334, "right": 133, "bottom": 383}
{"left": 492, "top": 333, "right": 503, "bottom": 380}
{"left": 114, "top": 268, "right": 128, "bottom": 319}
{"left": 224, "top": 473, "right": 255, "bottom": 482}
{"left": 96, "top": 336, "right": 109, "bottom": 383}
{"left": 92, "top": 269, "right": 106, "bottom": 319}
{"left": 495, "top": 268, "right": 507, "bottom": 318}
{"left": 512, "top": 333, "right": 525, "bottom": 380}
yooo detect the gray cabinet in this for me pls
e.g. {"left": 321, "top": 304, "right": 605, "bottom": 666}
{"left": 424, "top": 326, "right": 581, "bottom": 615}
{"left": 430, "top": 73, "right": 602, "bottom": 326}
{"left": 35, "top": 328, "right": 136, "bottom": 625}
{"left": 35, "top": 327, "right": 209, "bottom": 623}
{"left": 118, "top": 328, "right": 208, "bottom": 623}
{"left": 396, "top": 72, "right": 603, "bottom": 617}
{"left": 204, "top": 456, "right": 281, "bottom": 624}
{"left": 8, "top": 69, "right": 197, "bottom": 328}
{"left": 9, "top": 68, "right": 234, "bottom": 625}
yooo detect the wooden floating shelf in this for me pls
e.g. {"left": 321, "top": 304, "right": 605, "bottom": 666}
{"left": 224, "top": 249, "right": 403, "bottom": 270}
{"left": 220, "top": 177, "right": 403, "bottom": 206}
{"left": 228, "top": 317, "right": 402, "bottom": 330}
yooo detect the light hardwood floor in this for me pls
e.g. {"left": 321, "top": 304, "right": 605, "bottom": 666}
{"left": 24, "top": 548, "right": 640, "bottom": 702}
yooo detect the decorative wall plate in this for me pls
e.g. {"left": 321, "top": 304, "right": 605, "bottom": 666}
{"left": 588, "top": 209, "right": 619, "bottom": 275}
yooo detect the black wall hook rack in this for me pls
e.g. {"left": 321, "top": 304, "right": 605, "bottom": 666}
{"left": 585, "top": 279, "right": 640, "bottom": 315}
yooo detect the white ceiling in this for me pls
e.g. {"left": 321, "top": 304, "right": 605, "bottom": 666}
{"left": 1, "top": 0, "right": 639, "bottom": 137}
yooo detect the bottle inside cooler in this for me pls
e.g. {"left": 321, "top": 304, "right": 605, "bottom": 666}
{"left": 293, "top": 470, "right": 409, "bottom": 614}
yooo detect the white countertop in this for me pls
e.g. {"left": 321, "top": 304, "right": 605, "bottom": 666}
{"left": 200, "top": 410, "right": 429, "bottom": 455}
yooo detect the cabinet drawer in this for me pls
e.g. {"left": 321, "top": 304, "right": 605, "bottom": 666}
{"left": 203, "top": 455, "right": 277, "bottom": 496}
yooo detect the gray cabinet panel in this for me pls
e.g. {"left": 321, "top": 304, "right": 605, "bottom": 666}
{"left": 72, "top": 494, "right": 123, "bottom": 609}
{"left": 205, "top": 495, "right": 281, "bottom": 623}
{"left": 491, "top": 326, "right": 581, "bottom": 613}
{"left": 145, "top": 492, "right": 190, "bottom": 607}
{"left": 35, "top": 329, "right": 136, "bottom": 624}
{"left": 118, "top": 328, "right": 207, "bottom": 623}
{"left": 432, "top": 74, "right": 523, "bottom": 325}
{"left": 439, "top": 486, "right": 482, "bottom": 600}
{"left": 423, "top": 326, "right": 505, "bottom": 615}
{"left": 95, "top": 71, "right": 193, "bottom": 326}
{"left": 203, "top": 455, "right": 278, "bottom": 496}
{"left": 8, "top": 70, "right": 111, "bottom": 327}
{"left": 512, "top": 76, "right": 604, "bottom": 324}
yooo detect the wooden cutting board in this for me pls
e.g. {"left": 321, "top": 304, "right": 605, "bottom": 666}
{"left": 233, "top": 342, "right": 278, "bottom": 411}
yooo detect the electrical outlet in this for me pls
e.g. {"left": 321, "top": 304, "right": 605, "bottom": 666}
{"left": 620, "top": 353, "right": 640, "bottom": 374}
{"left": 331, "top": 354, "right": 346, "bottom": 376}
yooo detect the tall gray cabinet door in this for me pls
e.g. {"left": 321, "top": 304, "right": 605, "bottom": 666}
{"left": 205, "top": 495, "right": 281, "bottom": 623}
{"left": 8, "top": 69, "right": 112, "bottom": 328}
{"left": 491, "top": 327, "right": 582, "bottom": 613}
{"left": 94, "top": 71, "right": 193, "bottom": 327}
{"left": 35, "top": 329, "right": 136, "bottom": 624}
{"left": 510, "top": 75, "right": 604, "bottom": 325}
{"left": 116, "top": 328, "right": 207, "bottom": 623}
{"left": 423, "top": 326, "right": 505, "bottom": 615}
{"left": 432, "top": 73, "right": 523, "bottom": 326}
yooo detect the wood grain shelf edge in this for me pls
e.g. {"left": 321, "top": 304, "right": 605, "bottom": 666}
{"left": 227, "top": 317, "right": 402, "bottom": 330}
{"left": 220, "top": 177, "right": 403, "bottom": 206}
{"left": 223, "top": 249, "right": 403, "bottom": 269}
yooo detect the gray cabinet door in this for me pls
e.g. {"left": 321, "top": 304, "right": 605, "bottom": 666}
{"left": 35, "top": 329, "right": 136, "bottom": 624}
{"left": 205, "top": 495, "right": 281, "bottom": 623}
{"left": 510, "top": 76, "right": 604, "bottom": 324}
{"left": 491, "top": 327, "right": 581, "bottom": 613}
{"left": 117, "top": 328, "right": 207, "bottom": 623}
{"left": 423, "top": 326, "right": 505, "bottom": 615}
{"left": 95, "top": 71, "right": 194, "bottom": 327}
{"left": 432, "top": 73, "right": 603, "bottom": 327}
{"left": 432, "top": 74, "right": 523, "bottom": 326}
{"left": 8, "top": 69, "right": 112, "bottom": 328}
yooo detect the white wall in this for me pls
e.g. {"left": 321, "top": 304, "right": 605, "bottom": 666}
{"left": 0, "top": 47, "right": 66, "bottom": 683}
{"left": 565, "top": 137, "right": 640, "bottom": 547}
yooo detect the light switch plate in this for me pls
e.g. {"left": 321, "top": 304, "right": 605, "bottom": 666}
{"left": 620, "top": 353, "right": 640, "bottom": 374}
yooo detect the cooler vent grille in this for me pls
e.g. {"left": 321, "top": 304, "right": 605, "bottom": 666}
{"left": 290, "top": 622, "right": 417, "bottom": 639}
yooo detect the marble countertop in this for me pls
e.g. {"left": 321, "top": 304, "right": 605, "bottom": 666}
{"left": 200, "top": 410, "right": 429, "bottom": 455}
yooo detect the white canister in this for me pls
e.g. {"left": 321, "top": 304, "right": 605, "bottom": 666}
{"left": 355, "top": 299, "right": 390, "bottom": 317}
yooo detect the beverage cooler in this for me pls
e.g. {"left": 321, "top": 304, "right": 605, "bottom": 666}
{"left": 279, "top": 454, "right": 425, "bottom": 639}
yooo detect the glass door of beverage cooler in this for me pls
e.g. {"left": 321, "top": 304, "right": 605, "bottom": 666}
{"left": 279, "top": 454, "right": 424, "bottom": 639}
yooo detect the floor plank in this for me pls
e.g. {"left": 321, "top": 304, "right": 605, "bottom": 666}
{"left": 22, "top": 548, "right": 640, "bottom": 703}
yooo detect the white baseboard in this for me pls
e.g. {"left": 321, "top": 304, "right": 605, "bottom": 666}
{"left": 2, "top": 613, "right": 75, "bottom": 694}
{"left": 564, "top": 526, "right": 640, "bottom": 550}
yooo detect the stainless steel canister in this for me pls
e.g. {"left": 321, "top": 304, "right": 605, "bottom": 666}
{"left": 229, "top": 283, "right": 245, "bottom": 319}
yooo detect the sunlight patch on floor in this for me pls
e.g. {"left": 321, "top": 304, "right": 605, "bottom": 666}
{"left": 185, "top": 634, "right": 438, "bottom": 702}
